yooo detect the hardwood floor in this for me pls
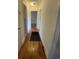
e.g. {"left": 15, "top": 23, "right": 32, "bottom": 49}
{"left": 18, "top": 32, "right": 46, "bottom": 59}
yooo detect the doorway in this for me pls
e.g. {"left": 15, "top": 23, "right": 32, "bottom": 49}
{"left": 31, "top": 11, "right": 37, "bottom": 28}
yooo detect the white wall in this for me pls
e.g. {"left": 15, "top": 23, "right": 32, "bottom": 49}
{"left": 27, "top": 9, "right": 31, "bottom": 33}
{"left": 37, "top": 10, "right": 40, "bottom": 29}
{"left": 18, "top": 0, "right": 26, "bottom": 50}
{"left": 40, "top": 0, "right": 59, "bottom": 58}
{"left": 48, "top": 13, "right": 60, "bottom": 59}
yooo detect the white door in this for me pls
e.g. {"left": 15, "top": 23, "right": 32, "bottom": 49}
{"left": 18, "top": 27, "right": 21, "bottom": 50}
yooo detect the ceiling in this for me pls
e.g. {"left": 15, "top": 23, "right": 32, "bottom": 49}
{"left": 27, "top": 0, "right": 40, "bottom": 2}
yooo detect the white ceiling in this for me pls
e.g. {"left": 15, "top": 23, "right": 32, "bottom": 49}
{"left": 27, "top": 0, "right": 40, "bottom": 2}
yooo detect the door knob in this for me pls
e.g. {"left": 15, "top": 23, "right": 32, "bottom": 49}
{"left": 18, "top": 27, "right": 21, "bottom": 30}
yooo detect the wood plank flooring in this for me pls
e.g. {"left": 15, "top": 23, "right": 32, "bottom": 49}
{"left": 18, "top": 32, "right": 46, "bottom": 59}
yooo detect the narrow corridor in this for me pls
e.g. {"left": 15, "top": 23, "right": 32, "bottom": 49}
{"left": 18, "top": 0, "right": 60, "bottom": 59}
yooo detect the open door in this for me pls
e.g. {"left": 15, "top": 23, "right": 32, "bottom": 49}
{"left": 31, "top": 11, "right": 37, "bottom": 28}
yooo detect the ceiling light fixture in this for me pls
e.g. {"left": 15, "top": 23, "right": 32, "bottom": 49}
{"left": 30, "top": 2, "right": 37, "bottom": 6}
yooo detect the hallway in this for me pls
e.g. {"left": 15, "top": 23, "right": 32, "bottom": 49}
{"left": 18, "top": 0, "right": 60, "bottom": 59}
{"left": 19, "top": 31, "right": 46, "bottom": 59}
